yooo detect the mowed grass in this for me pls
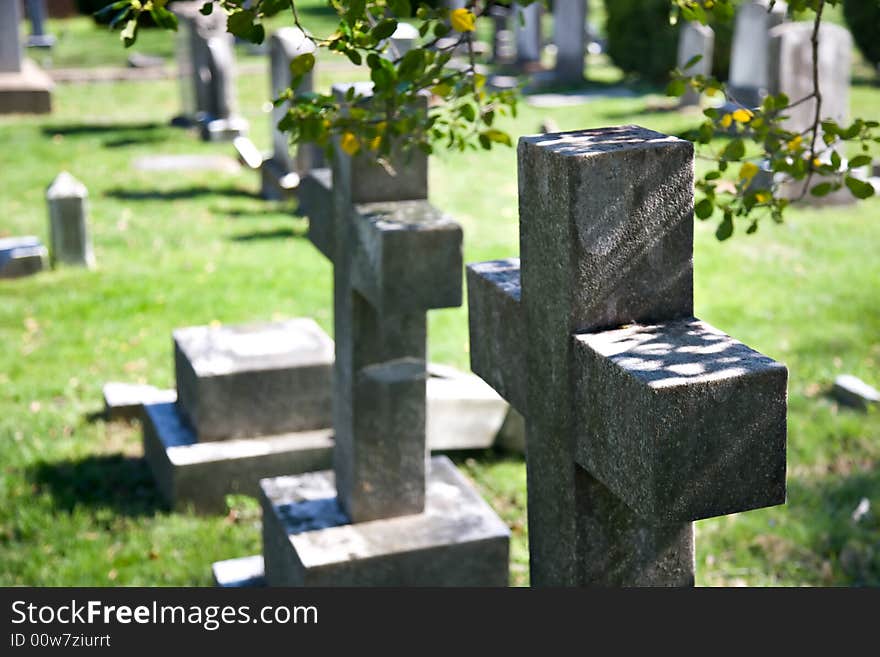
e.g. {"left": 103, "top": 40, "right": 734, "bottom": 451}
{"left": 1, "top": 13, "right": 879, "bottom": 587}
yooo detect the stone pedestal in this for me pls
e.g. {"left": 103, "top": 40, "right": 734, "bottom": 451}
{"left": 143, "top": 318, "right": 337, "bottom": 513}
{"left": 0, "top": 0, "right": 52, "bottom": 115}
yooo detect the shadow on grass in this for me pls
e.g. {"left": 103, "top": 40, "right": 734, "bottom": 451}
{"left": 41, "top": 122, "right": 165, "bottom": 137}
{"left": 28, "top": 455, "right": 165, "bottom": 517}
{"left": 102, "top": 133, "right": 171, "bottom": 149}
{"left": 786, "top": 465, "right": 880, "bottom": 586}
{"left": 229, "top": 227, "right": 307, "bottom": 242}
{"left": 104, "top": 186, "right": 258, "bottom": 201}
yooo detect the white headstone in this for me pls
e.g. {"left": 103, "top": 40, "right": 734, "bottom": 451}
{"left": 553, "top": 0, "right": 587, "bottom": 82}
{"left": 0, "top": 0, "right": 23, "bottom": 74}
{"left": 47, "top": 172, "right": 95, "bottom": 269}
{"left": 728, "top": 0, "right": 788, "bottom": 107}
{"left": 677, "top": 22, "right": 714, "bottom": 107}
{"left": 515, "top": 2, "right": 542, "bottom": 65}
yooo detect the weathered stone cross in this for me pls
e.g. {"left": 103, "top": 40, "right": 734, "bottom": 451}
{"left": 259, "top": 84, "right": 508, "bottom": 585}
{"left": 468, "top": 126, "right": 788, "bottom": 586}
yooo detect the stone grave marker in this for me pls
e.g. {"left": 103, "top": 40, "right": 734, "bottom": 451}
{"left": 467, "top": 126, "right": 788, "bottom": 586}
{"left": 0, "top": 0, "right": 52, "bottom": 114}
{"left": 553, "top": 0, "right": 587, "bottom": 83}
{"left": 47, "top": 172, "right": 94, "bottom": 269}
{"left": 259, "top": 27, "right": 321, "bottom": 200}
{"left": 215, "top": 83, "right": 509, "bottom": 587}
{"left": 171, "top": 2, "right": 248, "bottom": 141}
{"left": 515, "top": 2, "right": 542, "bottom": 66}
{"left": 0, "top": 236, "right": 47, "bottom": 279}
{"left": 490, "top": 5, "right": 516, "bottom": 65}
{"left": 25, "top": 0, "right": 55, "bottom": 49}
{"left": 677, "top": 21, "right": 714, "bottom": 107}
{"left": 765, "top": 21, "right": 856, "bottom": 203}
{"left": 727, "top": 0, "right": 787, "bottom": 108}
{"left": 142, "top": 318, "right": 336, "bottom": 513}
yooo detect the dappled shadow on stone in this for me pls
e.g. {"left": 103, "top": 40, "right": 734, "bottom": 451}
{"left": 104, "top": 186, "right": 258, "bottom": 202}
{"left": 41, "top": 122, "right": 164, "bottom": 137}
{"left": 28, "top": 454, "right": 165, "bottom": 517}
{"left": 229, "top": 227, "right": 306, "bottom": 242}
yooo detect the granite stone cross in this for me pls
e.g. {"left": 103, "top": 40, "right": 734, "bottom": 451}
{"left": 258, "top": 84, "right": 508, "bottom": 586}
{"left": 467, "top": 126, "right": 788, "bottom": 586}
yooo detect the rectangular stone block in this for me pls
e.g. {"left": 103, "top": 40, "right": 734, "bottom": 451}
{"left": 519, "top": 126, "right": 695, "bottom": 333}
{"left": 302, "top": 167, "right": 334, "bottom": 260}
{"left": 0, "top": 235, "right": 46, "bottom": 278}
{"left": 261, "top": 456, "right": 510, "bottom": 586}
{"left": 573, "top": 317, "right": 788, "bottom": 522}
{"left": 425, "top": 363, "right": 508, "bottom": 451}
{"left": 351, "top": 200, "right": 463, "bottom": 314}
{"left": 143, "top": 402, "right": 334, "bottom": 514}
{"left": 465, "top": 258, "right": 526, "bottom": 412}
{"left": 336, "top": 357, "right": 427, "bottom": 522}
{"left": 103, "top": 382, "right": 176, "bottom": 421}
{"left": 331, "top": 83, "right": 428, "bottom": 205}
{"left": 174, "top": 318, "right": 334, "bottom": 441}
{"left": 574, "top": 468, "right": 694, "bottom": 586}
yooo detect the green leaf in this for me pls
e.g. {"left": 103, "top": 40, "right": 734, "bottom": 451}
{"left": 345, "top": 0, "right": 366, "bottom": 26}
{"left": 150, "top": 7, "right": 178, "bottom": 30}
{"left": 481, "top": 129, "right": 512, "bottom": 147}
{"left": 372, "top": 19, "right": 398, "bottom": 42}
{"left": 389, "top": 0, "right": 412, "bottom": 18}
{"left": 683, "top": 54, "right": 703, "bottom": 70}
{"left": 120, "top": 18, "right": 138, "bottom": 47}
{"left": 746, "top": 220, "right": 758, "bottom": 235}
{"left": 290, "top": 53, "right": 315, "bottom": 77}
{"left": 200, "top": 2, "right": 213, "bottom": 16}
{"left": 715, "top": 214, "right": 734, "bottom": 241}
{"left": 810, "top": 182, "right": 834, "bottom": 197}
{"left": 460, "top": 103, "right": 476, "bottom": 121}
{"left": 695, "top": 198, "right": 714, "bottom": 220}
{"left": 666, "top": 78, "right": 686, "bottom": 97}
{"left": 844, "top": 176, "right": 875, "bottom": 200}
{"left": 848, "top": 155, "right": 872, "bottom": 169}
{"left": 721, "top": 138, "right": 745, "bottom": 161}
{"left": 346, "top": 49, "right": 363, "bottom": 66}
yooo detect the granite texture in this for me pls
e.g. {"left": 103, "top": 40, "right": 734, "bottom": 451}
{"left": 261, "top": 456, "right": 510, "bottom": 586}
{"left": 573, "top": 317, "right": 788, "bottom": 522}
{"left": 350, "top": 200, "right": 462, "bottom": 314}
{"left": 466, "top": 258, "right": 526, "bottom": 413}
{"left": 302, "top": 167, "right": 334, "bottom": 259}
{"left": 173, "top": 319, "right": 334, "bottom": 441}
{"left": 142, "top": 401, "right": 334, "bottom": 514}
{"left": 516, "top": 126, "right": 694, "bottom": 586}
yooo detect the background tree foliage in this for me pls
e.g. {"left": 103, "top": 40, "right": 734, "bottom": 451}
{"left": 107, "top": 0, "right": 877, "bottom": 238}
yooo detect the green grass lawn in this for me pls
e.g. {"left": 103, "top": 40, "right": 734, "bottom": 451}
{"left": 1, "top": 10, "right": 879, "bottom": 587}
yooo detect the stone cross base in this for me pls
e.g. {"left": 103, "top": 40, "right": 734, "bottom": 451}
{"left": 199, "top": 116, "right": 249, "bottom": 142}
{"left": 143, "top": 401, "right": 335, "bottom": 514}
{"left": 0, "top": 59, "right": 52, "bottom": 114}
{"left": 255, "top": 457, "right": 509, "bottom": 586}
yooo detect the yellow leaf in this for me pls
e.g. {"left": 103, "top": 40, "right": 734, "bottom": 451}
{"left": 450, "top": 8, "right": 476, "bottom": 33}
{"left": 720, "top": 113, "right": 733, "bottom": 129}
{"left": 368, "top": 135, "right": 382, "bottom": 151}
{"left": 732, "top": 108, "right": 753, "bottom": 123}
{"left": 787, "top": 135, "right": 803, "bottom": 151}
{"left": 755, "top": 191, "right": 771, "bottom": 203}
{"left": 340, "top": 132, "right": 360, "bottom": 156}
{"left": 738, "top": 162, "right": 759, "bottom": 182}
{"left": 432, "top": 83, "right": 453, "bottom": 97}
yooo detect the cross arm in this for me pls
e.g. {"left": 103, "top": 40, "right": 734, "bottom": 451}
{"left": 466, "top": 258, "right": 526, "bottom": 413}
{"left": 573, "top": 317, "right": 787, "bottom": 523}
{"left": 349, "top": 200, "right": 462, "bottom": 315}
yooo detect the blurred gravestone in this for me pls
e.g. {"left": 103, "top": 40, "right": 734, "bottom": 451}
{"left": 0, "top": 0, "right": 52, "bottom": 114}
{"left": 25, "top": 0, "right": 55, "bottom": 49}
{"left": 515, "top": 2, "right": 542, "bottom": 67}
{"left": 727, "top": 0, "right": 788, "bottom": 108}
{"left": 677, "top": 22, "right": 714, "bottom": 108}
{"left": 47, "top": 172, "right": 94, "bottom": 269}
{"left": 0, "top": 236, "right": 47, "bottom": 279}
{"left": 553, "top": 0, "right": 587, "bottom": 83}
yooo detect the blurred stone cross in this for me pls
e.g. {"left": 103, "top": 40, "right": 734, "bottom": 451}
{"left": 467, "top": 126, "right": 788, "bottom": 586}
